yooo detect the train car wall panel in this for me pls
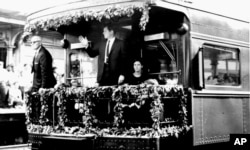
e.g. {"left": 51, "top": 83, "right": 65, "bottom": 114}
{"left": 192, "top": 95, "right": 250, "bottom": 145}
{"left": 189, "top": 9, "right": 249, "bottom": 43}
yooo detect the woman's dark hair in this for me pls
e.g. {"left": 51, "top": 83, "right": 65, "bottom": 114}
{"left": 128, "top": 58, "right": 148, "bottom": 75}
{"left": 132, "top": 58, "right": 144, "bottom": 65}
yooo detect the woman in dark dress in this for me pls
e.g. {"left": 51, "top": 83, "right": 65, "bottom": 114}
{"left": 125, "top": 59, "right": 148, "bottom": 85}
{"left": 123, "top": 59, "right": 154, "bottom": 126}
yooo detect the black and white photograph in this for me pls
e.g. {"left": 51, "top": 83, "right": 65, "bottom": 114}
{"left": 0, "top": 0, "right": 249, "bottom": 149}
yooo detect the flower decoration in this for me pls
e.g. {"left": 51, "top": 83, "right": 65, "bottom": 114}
{"left": 39, "top": 88, "right": 53, "bottom": 125}
{"left": 150, "top": 89, "right": 164, "bottom": 131}
{"left": 55, "top": 86, "right": 68, "bottom": 128}
{"left": 24, "top": 2, "right": 151, "bottom": 33}
{"left": 25, "top": 84, "right": 191, "bottom": 138}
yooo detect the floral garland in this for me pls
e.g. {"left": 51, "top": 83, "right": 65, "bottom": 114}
{"left": 25, "top": 93, "right": 34, "bottom": 125}
{"left": 25, "top": 84, "right": 191, "bottom": 137}
{"left": 80, "top": 87, "right": 97, "bottom": 130}
{"left": 39, "top": 88, "right": 55, "bottom": 125}
{"left": 55, "top": 86, "right": 68, "bottom": 129}
{"left": 27, "top": 124, "right": 191, "bottom": 138}
{"left": 24, "top": 2, "right": 150, "bottom": 32}
{"left": 149, "top": 87, "right": 164, "bottom": 131}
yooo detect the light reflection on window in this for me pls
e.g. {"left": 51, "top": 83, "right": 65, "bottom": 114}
{"left": 228, "top": 61, "right": 237, "bottom": 70}
{"left": 217, "top": 61, "right": 226, "bottom": 70}
{"left": 203, "top": 45, "right": 240, "bottom": 86}
{"left": 204, "top": 59, "right": 211, "bottom": 69}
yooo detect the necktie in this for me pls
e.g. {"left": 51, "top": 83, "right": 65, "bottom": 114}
{"left": 33, "top": 51, "right": 38, "bottom": 64}
{"left": 34, "top": 50, "right": 39, "bottom": 59}
{"left": 32, "top": 51, "right": 38, "bottom": 73}
{"left": 105, "top": 40, "right": 110, "bottom": 63}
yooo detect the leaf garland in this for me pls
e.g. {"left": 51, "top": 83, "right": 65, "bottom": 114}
{"left": 25, "top": 84, "right": 191, "bottom": 138}
{"left": 25, "top": 92, "right": 42, "bottom": 125}
{"left": 24, "top": 2, "right": 150, "bottom": 32}
{"left": 55, "top": 86, "right": 69, "bottom": 129}
{"left": 25, "top": 93, "right": 34, "bottom": 125}
{"left": 82, "top": 87, "right": 98, "bottom": 130}
{"left": 149, "top": 87, "right": 164, "bottom": 131}
{"left": 27, "top": 124, "right": 191, "bottom": 138}
{"left": 39, "top": 89, "right": 51, "bottom": 125}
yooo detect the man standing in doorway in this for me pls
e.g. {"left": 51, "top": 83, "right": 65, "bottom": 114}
{"left": 79, "top": 24, "right": 127, "bottom": 86}
{"left": 30, "top": 35, "right": 56, "bottom": 92}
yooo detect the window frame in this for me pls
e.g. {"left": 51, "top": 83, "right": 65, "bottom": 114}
{"left": 201, "top": 43, "right": 241, "bottom": 89}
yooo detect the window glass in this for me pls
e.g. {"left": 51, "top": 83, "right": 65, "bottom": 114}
{"left": 143, "top": 39, "right": 181, "bottom": 85}
{"left": 68, "top": 52, "right": 97, "bottom": 87}
{"left": 203, "top": 45, "right": 240, "bottom": 86}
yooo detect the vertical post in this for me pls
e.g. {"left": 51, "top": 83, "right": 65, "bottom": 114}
{"left": 63, "top": 34, "right": 68, "bottom": 84}
{"left": 52, "top": 95, "right": 55, "bottom": 128}
{"left": 6, "top": 46, "right": 15, "bottom": 66}
{"left": 156, "top": 137, "right": 160, "bottom": 150}
{"left": 198, "top": 48, "right": 204, "bottom": 89}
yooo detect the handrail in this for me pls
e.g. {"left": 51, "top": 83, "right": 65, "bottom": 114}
{"left": 149, "top": 70, "right": 181, "bottom": 75}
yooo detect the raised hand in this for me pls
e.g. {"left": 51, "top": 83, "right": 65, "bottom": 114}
{"left": 118, "top": 75, "right": 125, "bottom": 85}
{"left": 78, "top": 36, "right": 89, "bottom": 48}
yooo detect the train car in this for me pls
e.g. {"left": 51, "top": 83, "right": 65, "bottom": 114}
{"left": 23, "top": 0, "right": 249, "bottom": 148}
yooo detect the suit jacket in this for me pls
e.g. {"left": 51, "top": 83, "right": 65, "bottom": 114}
{"left": 86, "top": 38, "right": 127, "bottom": 85}
{"left": 32, "top": 46, "right": 56, "bottom": 89}
{"left": 0, "top": 82, "right": 8, "bottom": 107}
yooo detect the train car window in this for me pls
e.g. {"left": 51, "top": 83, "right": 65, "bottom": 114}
{"left": 203, "top": 44, "right": 240, "bottom": 86}
{"left": 143, "top": 36, "right": 183, "bottom": 85}
{"left": 67, "top": 50, "right": 97, "bottom": 87}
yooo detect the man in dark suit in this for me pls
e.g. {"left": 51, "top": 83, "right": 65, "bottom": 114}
{"left": 79, "top": 24, "right": 127, "bottom": 86}
{"left": 30, "top": 35, "right": 56, "bottom": 92}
